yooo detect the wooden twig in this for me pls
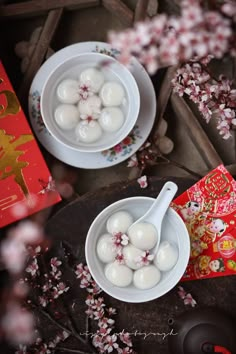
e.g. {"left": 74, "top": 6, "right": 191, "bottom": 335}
{"left": 18, "top": 8, "right": 63, "bottom": 107}
{"left": 57, "top": 348, "right": 91, "bottom": 354}
{"left": 33, "top": 304, "right": 93, "bottom": 347}
{"left": 102, "top": 0, "right": 133, "bottom": 27}
{"left": 154, "top": 156, "right": 203, "bottom": 179}
{"left": 134, "top": 0, "right": 150, "bottom": 21}
{"left": 171, "top": 93, "right": 223, "bottom": 169}
{"left": 0, "top": 0, "right": 99, "bottom": 18}
{"left": 151, "top": 65, "right": 179, "bottom": 144}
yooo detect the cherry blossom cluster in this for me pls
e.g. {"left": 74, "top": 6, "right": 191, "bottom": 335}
{"left": 16, "top": 330, "right": 70, "bottom": 354}
{"left": 25, "top": 254, "right": 69, "bottom": 307}
{"left": 0, "top": 221, "right": 45, "bottom": 345}
{"left": 75, "top": 263, "right": 136, "bottom": 353}
{"left": 177, "top": 286, "right": 197, "bottom": 307}
{"left": 109, "top": 0, "right": 235, "bottom": 74}
{"left": 172, "top": 59, "right": 236, "bottom": 138}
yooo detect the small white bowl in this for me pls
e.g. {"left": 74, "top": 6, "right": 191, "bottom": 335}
{"left": 40, "top": 52, "right": 140, "bottom": 153}
{"left": 85, "top": 196, "right": 190, "bottom": 303}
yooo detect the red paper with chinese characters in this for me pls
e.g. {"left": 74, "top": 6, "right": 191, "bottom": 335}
{"left": 0, "top": 61, "right": 61, "bottom": 227}
{"left": 172, "top": 165, "right": 236, "bottom": 281}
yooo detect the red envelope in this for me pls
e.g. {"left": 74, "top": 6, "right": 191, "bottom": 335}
{"left": 172, "top": 164, "right": 236, "bottom": 280}
{"left": 0, "top": 61, "right": 61, "bottom": 227}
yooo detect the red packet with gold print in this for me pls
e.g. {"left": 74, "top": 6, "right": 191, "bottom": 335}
{"left": 172, "top": 165, "right": 236, "bottom": 281}
{"left": 0, "top": 61, "right": 61, "bottom": 227}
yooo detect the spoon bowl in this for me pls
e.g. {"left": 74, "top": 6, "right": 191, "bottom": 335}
{"left": 127, "top": 181, "right": 178, "bottom": 255}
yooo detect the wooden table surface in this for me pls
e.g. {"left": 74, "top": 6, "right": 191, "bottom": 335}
{"left": 46, "top": 176, "right": 236, "bottom": 354}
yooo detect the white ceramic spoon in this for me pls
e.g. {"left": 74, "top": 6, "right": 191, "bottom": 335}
{"left": 129, "top": 181, "right": 178, "bottom": 255}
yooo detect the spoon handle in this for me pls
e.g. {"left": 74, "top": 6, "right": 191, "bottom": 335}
{"left": 145, "top": 181, "right": 178, "bottom": 223}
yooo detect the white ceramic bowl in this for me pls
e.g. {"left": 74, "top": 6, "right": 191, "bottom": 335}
{"left": 85, "top": 196, "right": 190, "bottom": 303}
{"left": 40, "top": 52, "right": 140, "bottom": 153}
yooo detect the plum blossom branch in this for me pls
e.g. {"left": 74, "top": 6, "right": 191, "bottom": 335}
{"left": 109, "top": 0, "right": 236, "bottom": 139}
{"left": 109, "top": 0, "right": 235, "bottom": 74}
{"left": 172, "top": 58, "right": 236, "bottom": 139}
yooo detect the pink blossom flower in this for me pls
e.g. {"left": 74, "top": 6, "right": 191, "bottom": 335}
{"left": 127, "top": 154, "right": 138, "bottom": 167}
{"left": 115, "top": 251, "right": 125, "bottom": 265}
{"left": 177, "top": 286, "right": 187, "bottom": 299}
{"left": 80, "top": 112, "right": 100, "bottom": 121}
{"left": 92, "top": 333, "right": 105, "bottom": 349}
{"left": 6, "top": 221, "right": 43, "bottom": 246}
{"left": 38, "top": 176, "right": 56, "bottom": 194}
{"left": 107, "top": 307, "right": 117, "bottom": 316}
{"left": 42, "top": 282, "right": 52, "bottom": 292}
{"left": 87, "top": 281, "right": 101, "bottom": 294}
{"left": 138, "top": 141, "right": 151, "bottom": 152}
{"left": 52, "top": 282, "right": 69, "bottom": 299}
{"left": 39, "top": 296, "right": 48, "bottom": 307}
{"left": 15, "top": 344, "right": 28, "bottom": 354}
{"left": 98, "top": 317, "right": 115, "bottom": 329}
{"left": 25, "top": 258, "right": 39, "bottom": 277}
{"left": 112, "top": 232, "right": 129, "bottom": 248}
{"left": 177, "top": 286, "right": 197, "bottom": 307}
{"left": 1, "top": 304, "right": 35, "bottom": 344}
{"left": 184, "top": 293, "right": 197, "bottom": 307}
{"left": 119, "top": 331, "right": 133, "bottom": 347}
{"left": 78, "top": 81, "right": 95, "bottom": 100}
{"left": 137, "top": 175, "right": 148, "bottom": 188}
{"left": 135, "top": 251, "right": 154, "bottom": 267}
{"left": 75, "top": 263, "right": 91, "bottom": 281}
{"left": 104, "top": 334, "right": 119, "bottom": 353}
{"left": 1, "top": 238, "right": 27, "bottom": 274}
{"left": 50, "top": 257, "right": 62, "bottom": 273}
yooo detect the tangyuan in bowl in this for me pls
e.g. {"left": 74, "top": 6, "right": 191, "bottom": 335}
{"left": 85, "top": 196, "right": 190, "bottom": 303}
{"left": 40, "top": 52, "right": 140, "bottom": 153}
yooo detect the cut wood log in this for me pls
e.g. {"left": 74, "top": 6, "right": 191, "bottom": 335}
{"left": 171, "top": 93, "right": 223, "bottom": 169}
{"left": 18, "top": 9, "right": 63, "bottom": 107}
{"left": 0, "top": 0, "right": 99, "bottom": 18}
{"left": 134, "top": 0, "right": 150, "bottom": 22}
{"left": 102, "top": 0, "right": 133, "bottom": 27}
{"left": 151, "top": 65, "right": 178, "bottom": 144}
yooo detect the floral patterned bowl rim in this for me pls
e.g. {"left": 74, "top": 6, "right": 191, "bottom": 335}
{"left": 28, "top": 41, "right": 156, "bottom": 169}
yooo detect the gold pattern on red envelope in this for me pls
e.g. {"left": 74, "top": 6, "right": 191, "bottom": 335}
{"left": 172, "top": 165, "right": 236, "bottom": 281}
{"left": 0, "top": 61, "right": 61, "bottom": 227}
{"left": 0, "top": 78, "right": 20, "bottom": 118}
{"left": 0, "top": 129, "right": 34, "bottom": 196}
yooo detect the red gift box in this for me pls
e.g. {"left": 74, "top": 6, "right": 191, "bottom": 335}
{"left": 0, "top": 61, "right": 61, "bottom": 227}
{"left": 172, "top": 165, "right": 236, "bottom": 281}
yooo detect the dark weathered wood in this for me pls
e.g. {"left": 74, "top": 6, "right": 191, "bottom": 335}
{"left": 45, "top": 176, "right": 236, "bottom": 354}
{"left": 151, "top": 65, "right": 179, "bottom": 144}
{"left": 18, "top": 8, "right": 63, "bottom": 107}
{"left": 171, "top": 93, "right": 223, "bottom": 169}
{"left": 102, "top": 0, "right": 133, "bottom": 27}
{"left": 134, "top": 0, "right": 150, "bottom": 21}
{"left": 0, "top": 0, "right": 99, "bottom": 18}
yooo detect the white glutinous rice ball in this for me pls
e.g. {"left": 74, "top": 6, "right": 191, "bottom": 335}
{"left": 105, "top": 262, "right": 133, "bottom": 287}
{"left": 122, "top": 244, "right": 144, "bottom": 270}
{"left": 106, "top": 211, "right": 133, "bottom": 234}
{"left": 80, "top": 68, "right": 105, "bottom": 93}
{"left": 75, "top": 120, "right": 102, "bottom": 143}
{"left": 54, "top": 104, "right": 79, "bottom": 130}
{"left": 154, "top": 241, "right": 179, "bottom": 271}
{"left": 96, "top": 233, "right": 117, "bottom": 263}
{"left": 99, "top": 107, "right": 124, "bottom": 132}
{"left": 100, "top": 81, "right": 125, "bottom": 107}
{"left": 128, "top": 222, "right": 157, "bottom": 250}
{"left": 57, "top": 79, "right": 80, "bottom": 104}
{"left": 133, "top": 265, "right": 161, "bottom": 290}
{"left": 78, "top": 95, "right": 102, "bottom": 118}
